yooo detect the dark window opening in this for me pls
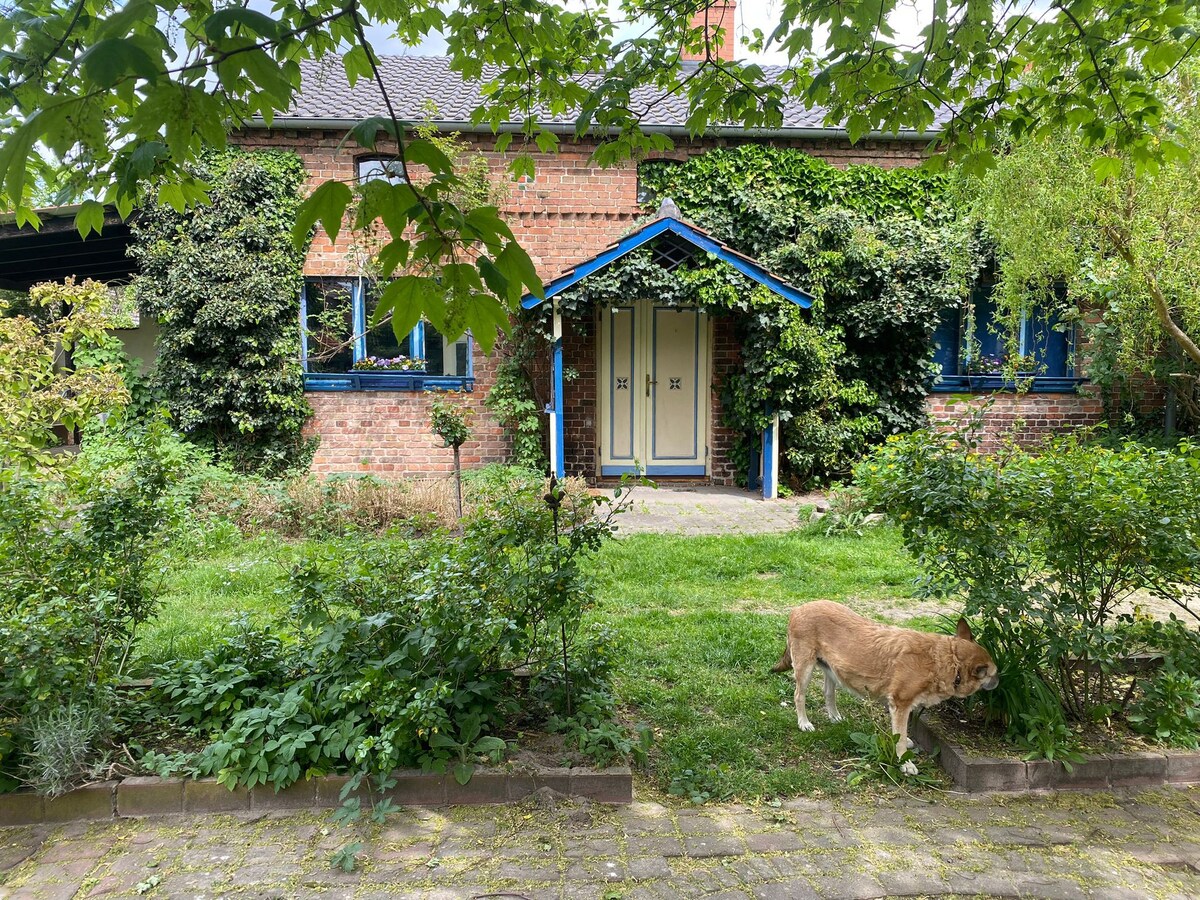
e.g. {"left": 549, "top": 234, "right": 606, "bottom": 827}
{"left": 303, "top": 277, "right": 355, "bottom": 373}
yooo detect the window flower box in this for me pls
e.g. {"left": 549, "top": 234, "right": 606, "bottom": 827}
{"left": 351, "top": 355, "right": 425, "bottom": 372}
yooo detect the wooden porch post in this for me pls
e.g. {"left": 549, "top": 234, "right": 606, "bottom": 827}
{"left": 550, "top": 302, "right": 565, "bottom": 478}
{"left": 761, "top": 414, "right": 780, "bottom": 500}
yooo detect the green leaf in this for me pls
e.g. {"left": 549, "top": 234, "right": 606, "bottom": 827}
{"left": 462, "top": 294, "right": 512, "bottom": 354}
{"left": 75, "top": 200, "right": 106, "bottom": 239}
{"left": 292, "top": 180, "right": 353, "bottom": 247}
{"left": 376, "top": 275, "right": 436, "bottom": 340}
{"left": 203, "top": 8, "right": 280, "bottom": 40}
{"left": 496, "top": 242, "right": 544, "bottom": 301}
{"left": 1089, "top": 155, "right": 1122, "bottom": 182}
{"left": 78, "top": 37, "right": 160, "bottom": 88}
{"left": 452, "top": 761, "right": 474, "bottom": 786}
{"left": 404, "top": 139, "right": 454, "bottom": 174}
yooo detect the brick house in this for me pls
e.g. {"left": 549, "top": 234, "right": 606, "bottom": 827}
{"left": 228, "top": 44, "right": 1109, "bottom": 494}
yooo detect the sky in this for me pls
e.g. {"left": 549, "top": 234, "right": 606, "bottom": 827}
{"left": 360, "top": 0, "right": 931, "bottom": 65}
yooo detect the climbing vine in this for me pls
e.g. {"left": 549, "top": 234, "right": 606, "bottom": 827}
{"left": 130, "top": 149, "right": 312, "bottom": 474}
{"left": 550, "top": 149, "right": 980, "bottom": 487}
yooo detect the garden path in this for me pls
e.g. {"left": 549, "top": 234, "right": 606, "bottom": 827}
{"left": 607, "top": 486, "right": 822, "bottom": 535}
{"left": 2, "top": 786, "right": 1198, "bottom": 899}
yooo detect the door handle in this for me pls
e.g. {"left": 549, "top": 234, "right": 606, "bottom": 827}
{"left": 646, "top": 374, "right": 657, "bottom": 396}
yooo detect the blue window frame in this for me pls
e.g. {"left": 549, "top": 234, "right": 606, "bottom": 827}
{"left": 299, "top": 276, "right": 475, "bottom": 392}
{"left": 932, "top": 282, "right": 1082, "bottom": 393}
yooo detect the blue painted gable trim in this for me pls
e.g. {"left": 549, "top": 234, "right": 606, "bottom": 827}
{"left": 520, "top": 217, "right": 814, "bottom": 309}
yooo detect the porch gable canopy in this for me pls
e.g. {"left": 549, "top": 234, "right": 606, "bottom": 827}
{"left": 527, "top": 204, "right": 811, "bottom": 501}
{"left": 520, "top": 207, "right": 815, "bottom": 309}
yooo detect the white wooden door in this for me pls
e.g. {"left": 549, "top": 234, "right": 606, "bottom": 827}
{"left": 599, "top": 301, "right": 709, "bottom": 476}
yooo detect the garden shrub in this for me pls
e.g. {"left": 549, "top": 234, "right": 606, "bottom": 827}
{"left": 148, "top": 478, "right": 634, "bottom": 791}
{"left": 129, "top": 149, "right": 312, "bottom": 475}
{"left": 0, "top": 421, "right": 195, "bottom": 792}
{"left": 857, "top": 421, "right": 1200, "bottom": 751}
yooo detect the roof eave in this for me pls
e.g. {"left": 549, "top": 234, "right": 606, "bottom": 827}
{"left": 242, "top": 116, "right": 939, "bottom": 142}
{"left": 520, "top": 216, "right": 814, "bottom": 310}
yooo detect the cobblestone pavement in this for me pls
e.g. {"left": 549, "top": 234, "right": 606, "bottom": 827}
{"left": 609, "top": 487, "right": 821, "bottom": 535}
{"left": 2, "top": 787, "right": 1198, "bottom": 899}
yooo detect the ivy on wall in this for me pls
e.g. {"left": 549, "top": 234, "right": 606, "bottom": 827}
{"left": 552, "top": 148, "right": 982, "bottom": 487}
{"left": 130, "top": 150, "right": 312, "bottom": 474}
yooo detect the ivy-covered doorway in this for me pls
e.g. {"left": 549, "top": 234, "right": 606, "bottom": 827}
{"left": 597, "top": 301, "right": 712, "bottom": 476}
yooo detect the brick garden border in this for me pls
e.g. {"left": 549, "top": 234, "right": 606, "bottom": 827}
{"left": 0, "top": 766, "right": 632, "bottom": 827}
{"left": 911, "top": 715, "right": 1200, "bottom": 792}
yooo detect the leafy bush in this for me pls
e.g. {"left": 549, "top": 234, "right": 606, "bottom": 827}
{"left": 0, "top": 421, "right": 193, "bottom": 791}
{"left": 129, "top": 149, "right": 312, "bottom": 475}
{"left": 858, "top": 422, "right": 1200, "bottom": 749}
{"left": 149, "top": 479, "right": 634, "bottom": 791}
{"left": 0, "top": 278, "right": 131, "bottom": 469}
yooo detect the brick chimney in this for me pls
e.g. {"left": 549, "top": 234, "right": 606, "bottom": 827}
{"left": 682, "top": 1, "right": 737, "bottom": 62}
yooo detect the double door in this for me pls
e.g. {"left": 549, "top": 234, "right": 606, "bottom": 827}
{"left": 599, "top": 301, "right": 710, "bottom": 476}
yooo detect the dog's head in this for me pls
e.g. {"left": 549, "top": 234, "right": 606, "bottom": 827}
{"left": 951, "top": 618, "right": 1000, "bottom": 696}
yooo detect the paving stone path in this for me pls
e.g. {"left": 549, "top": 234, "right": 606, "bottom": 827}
{"left": 609, "top": 487, "right": 821, "bottom": 535}
{"left": 2, "top": 786, "right": 1198, "bottom": 899}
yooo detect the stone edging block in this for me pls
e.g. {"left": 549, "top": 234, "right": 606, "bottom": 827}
{"left": 911, "top": 715, "right": 1200, "bottom": 793}
{"left": 0, "top": 766, "right": 632, "bottom": 827}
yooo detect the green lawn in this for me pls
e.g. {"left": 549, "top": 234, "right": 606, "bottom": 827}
{"left": 142, "top": 523, "right": 935, "bottom": 797}
{"left": 590, "top": 527, "right": 933, "bottom": 799}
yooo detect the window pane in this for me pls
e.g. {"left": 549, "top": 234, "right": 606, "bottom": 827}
{"left": 357, "top": 157, "right": 407, "bottom": 185}
{"left": 424, "top": 323, "right": 470, "bottom": 377}
{"left": 304, "top": 278, "right": 355, "bottom": 373}
{"left": 931, "top": 308, "right": 960, "bottom": 376}
{"left": 364, "top": 283, "right": 414, "bottom": 364}
{"left": 1025, "top": 306, "right": 1072, "bottom": 377}
{"left": 970, "top": 282, "right": 1003, "bottom": 365}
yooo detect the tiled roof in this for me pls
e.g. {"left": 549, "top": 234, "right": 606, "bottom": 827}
{"left": 279, "top": 55, "right": 941, "bottom": 135}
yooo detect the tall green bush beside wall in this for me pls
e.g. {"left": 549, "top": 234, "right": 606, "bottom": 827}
{"left": 130, "top": 150, "right": 311, "bottom": 474}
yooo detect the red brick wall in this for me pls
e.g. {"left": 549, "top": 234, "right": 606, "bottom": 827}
{"left": 925, "top": 390, "right": 1106, "bottom": 451}
{"left": 304, "top": 349, "right": 507, "bottom": 476}
{"left": 709, "top": 315, "right": 743, "bottom": 485}
{"left": 562, "top": 310, "right": 598, "bottom": 478}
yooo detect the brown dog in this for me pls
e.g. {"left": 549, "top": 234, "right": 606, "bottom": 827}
{"left": 773, "top": 600, "right": 999, "bottom": 774}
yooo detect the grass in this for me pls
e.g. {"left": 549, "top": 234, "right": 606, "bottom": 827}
{"left": 140, "top": 521, "right": 936, "bottom": 798}
{"left": 587, "top": 526, "right": 936, "bottom": 798}
{"left": 137, "top": 528, "right": 295, "bottom": 667}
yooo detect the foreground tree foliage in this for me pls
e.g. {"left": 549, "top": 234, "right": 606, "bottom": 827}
{"left": 2, "top": 0, "right": 1198, "bottom": 346}
{"left": 965, "top": 70, "right": 1200, "bottom": 423}
{"left": 0, "top": 278, "right": 129, "bottom": 470}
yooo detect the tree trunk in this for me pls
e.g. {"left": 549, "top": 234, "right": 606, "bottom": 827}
{"left": 453, "top": 443, "right": 463, "bottom": 519}
{"left": 1110, "top": 238, "right": 1200, "bottom": 368}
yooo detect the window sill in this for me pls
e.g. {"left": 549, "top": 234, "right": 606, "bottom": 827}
{"left": 304, "top": 372, "right": 475, "bottom": 392}
{"left": 929, "top": 375, "right": 1087, "bottom": 394}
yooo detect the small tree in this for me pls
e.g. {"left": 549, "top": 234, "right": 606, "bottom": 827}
{"left": 0, "top": 278, "right": 129, "bottom": 470}
{"left": 429, "top": 395, "right": 472, "bottom": 517}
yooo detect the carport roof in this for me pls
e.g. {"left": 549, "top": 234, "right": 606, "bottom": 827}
{"left": 0, "top": 205, "right": 135, "bottom": 291}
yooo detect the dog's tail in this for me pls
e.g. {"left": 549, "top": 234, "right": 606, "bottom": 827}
{"left": 771, "top": 643, "right": 792, "bottom": 673}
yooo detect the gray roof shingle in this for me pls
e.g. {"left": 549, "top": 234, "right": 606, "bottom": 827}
{"left": 277, "top": 55, "right": 940, "bottom": 136}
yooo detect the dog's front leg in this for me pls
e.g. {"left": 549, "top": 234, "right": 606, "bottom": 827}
{"left": 889, "top": 700, "right": 917, "bottom": 776}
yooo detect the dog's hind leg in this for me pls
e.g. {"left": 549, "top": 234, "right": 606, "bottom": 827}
{"left": 791, "top": 646, "right": 817, "bottom": 732}
{"left": 818, "top": 660, "right": 843, "bottom": 723}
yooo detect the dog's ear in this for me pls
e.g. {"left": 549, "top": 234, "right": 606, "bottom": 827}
{"left": 955, "top": 617, "right": 975, "bottom": 643}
